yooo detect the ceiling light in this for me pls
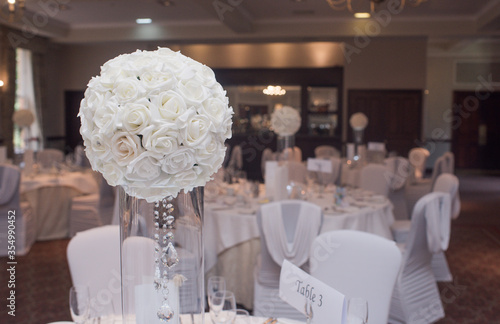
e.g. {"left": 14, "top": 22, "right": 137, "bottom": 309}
{"left": 136, "top": 18, "right": 152, "bottom": 24}
{"left": 263, "top": 86, "right": 286, "bottom": 96}
{"left": 354, "top": 12, "right": 371, "bottom": 18}
{"left": 3, "top": 0, "right": 25, "bottom": 22}
{"left": 325, "top": 0, "right": 428, "bottom": 16}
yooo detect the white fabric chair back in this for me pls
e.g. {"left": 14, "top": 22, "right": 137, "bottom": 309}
{"left": 37, "top": 148, "right": 65, "bottom": 168}
{"left": 433, "top": 173, "right": 460, "bottom": 220}
{"left": 389, "top": 192, "right": 449, "bottom": 323}
{"left": 314, "top": 145, "right": 340, "bottom": 159}
{"left": 442, "top": 151, "right": 454, "bottom": 174}
{"left": 256, "top": 200, "right": 323, "bottom": 284}
{"left": 408, "top": 147, "right": 430, "bottom": 180}
{"left": 0, "top": 164, "right": 21, "bottom": 206}
{"left": 261, "top": 148, "right": 276, "bottom": 178}
{"left": 281, "top": 146, "right": 302, "bottom": 162}
{"left": 67, "top": 225, "right": 122, "bottom": 316}
{"left": 429, "top": 152, "right": 454, "bottom": 189}
{"left": 310, "top": 230, "right": 401, "bottom": 324}
{"left": 384, "top": 157, "right": 411, "bottom": 191}
{"left": 227, "top": 145, "right": 243, "bottom": 170}
{"left": 359, "top": 164, "right": 390, "bottom": 196}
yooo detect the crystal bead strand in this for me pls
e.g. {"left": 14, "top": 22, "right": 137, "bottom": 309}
{"left": 154, "top": 197, "right": 179, "bottom": 322}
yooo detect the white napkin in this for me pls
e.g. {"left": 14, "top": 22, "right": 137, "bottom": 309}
{"left": 274, "top": 165, "right": 289, "bottom": 201}
{"left": 265, "top": 161, "right": 279, "bottom": 200}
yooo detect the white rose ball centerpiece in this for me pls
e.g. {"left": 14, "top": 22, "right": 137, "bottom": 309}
{"left": 270, "top": 105, "right": 301, "bottom": 137}
{"left": 79, "top": 48, "right": 234, "bottom": 202}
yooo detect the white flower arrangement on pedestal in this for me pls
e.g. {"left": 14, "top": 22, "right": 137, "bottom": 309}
{"left": 270, "top": 105, "right": 301, "bottom": 136}
{"left": 12, "top": 109, "right": 35, "bottom": 128}
{"left": 79, "top": 47, "right": 233, "bottom": 202}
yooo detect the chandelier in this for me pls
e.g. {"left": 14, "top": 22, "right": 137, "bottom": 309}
{"left": 263, "top": 85, "right": 286, "bottom": 96}
{"left": 1, "top": 0, "right": 25, "bottom": 22}
{"left": 325, "top": 0, "right": 428, "bottom": 17}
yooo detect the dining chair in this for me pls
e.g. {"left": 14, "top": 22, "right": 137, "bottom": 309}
{"left": 36, "top": 148, "right": 65, "bottom": 168}
{"left": 67, "top": 225, "right": 122, "bottom": 317}
{"left": 359, "top": 163, "right": 391, "bottom": 196}
{"left": 309, "top": 230, "right": 402, "bottom": 324}
{"left": 0, "top": 164, "right": 35, "bottom": 256}
{"left": 314, "top": 145, "right": 341, "bottom": 159}
{"left": 69, "top": 173, "right": 115, "bottom": 236}
{"left": 405, "top": 151, "right": 453, "bottom": 216}
{"left": 385, "top": 157, "right": 411, "bottom": 220}
{"left": 253, "top": 200, "right": 323, "bottom": 321}
{"left": 389, "top": 192, "right": 451, "bottom": 324}
{"left": 394, "top": 173, "right": 460, "bottom": 282}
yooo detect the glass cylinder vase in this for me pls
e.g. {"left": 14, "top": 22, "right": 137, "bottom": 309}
{"left": 119, "top": 186, "right": 205, "bottom": 324}
{"left": 277, "top": 134, "right": 295, "bottom": 161}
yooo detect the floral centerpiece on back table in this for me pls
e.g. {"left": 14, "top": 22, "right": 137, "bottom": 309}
{"left": 79, "top": 48, "right": 233, "bottom": 323}
{"left": 270, "top": 105, "right": 301, "bottom": 160}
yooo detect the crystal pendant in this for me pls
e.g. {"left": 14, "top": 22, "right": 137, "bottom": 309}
{"left": 157, "top": 303, "right": 174, "bottom": 322}
{"left": 162, "top": 242, "right": 179, "bottom": 268}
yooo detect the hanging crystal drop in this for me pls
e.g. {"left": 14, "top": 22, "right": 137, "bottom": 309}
{"left": 161, "top": 242, "right": 179, "bottom": 268}
{"left": 166, "top": 215, "right": 175, "bottom": 225}
{"left": 165, "top": 231, "right": 174, "bottom": 241}
{"left": 157, "top": 303, "right": 174, "bottom": 322}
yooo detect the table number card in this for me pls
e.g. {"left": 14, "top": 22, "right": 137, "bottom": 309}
{"left": 307, "top": 158, "right": 333, "bottom": 174}
{"left": 279, "top": 260, "right": 346, "bottom": 324}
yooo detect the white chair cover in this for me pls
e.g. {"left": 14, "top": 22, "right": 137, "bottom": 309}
{"left": 37, "top": 148, "right": 64, "bottom": 168}
{"left": 385, "top": 157, "right": 411, "bottom": 220}
{"left": 281, "top": 146, "right": 302, "bottom": 162}
{"left": 261, "top": 148, "right": 276, "bottom": 179}
{"left": 314, "top": 145, "right": 340, "bottom": 159}
{"left": 310, "top": 230, "right": 402, "bottom": 324}
{"left": 0, "top": 165, "right": 35, "bottom": 256}
{"left": 253, "top": 200, "right": 323, "bottom": 321}
{"left": 389, "top": 192, "right": 450, "bottom": 324}
{"left": 67, "top": 225, "right": 122, "bottom": 316}
{"left": 359, "top": 164, "right": 390, "bottom": 196}
{"left": 261, "top": 201, "right": 322, "bottom": 267}
{"left": 227, "top": 145, "right": 243, "bottom": 171}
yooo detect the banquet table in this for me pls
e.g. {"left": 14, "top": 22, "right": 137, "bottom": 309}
{"left": 20, "top": 170, "right": 99, "bottom": 240}
{"left": 204, "top": 183, "right": 395, "bottom": 309}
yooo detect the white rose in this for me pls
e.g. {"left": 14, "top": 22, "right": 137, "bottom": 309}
{"left": 142, "top": 124, "right": 179, "bottom": 155}
{"left": 177, "top": 79, "right": 210, "bottom": 105}
{"left": 125, "top": 152, "right": 162, "bottom": 182}
{"left": 196, "top": 135, "right": 224, "bottom": 167}
{"left": 121, "top": 99, "right": 151, "bottom": 134}
{"left": 113, "top": 78, "right": 144, "bottom": 103}
{"left": 89, "top": 130, "right": 112, "bottom": 161}
{"left": 199, "top": 97, "right": 227, "bottom": 130}
{"left": 162, "top": 147, "right": 196, "bottom": 174}
{"left": 173, "top": 168, "right": 198, "bottom": 189}
{"left": 111, "top": 132, "right": 143, "bottom": 166}
{"left": 139, "top": 70, "right": 176, "bottom": 92}
{"left": 180, "top": 110, "right": 212, "bottom": 148}
{"left": 101, "top": 162, "right": 124, "bottom": 186}
{"left": 151, "top": 90, "right": 188, "bottom": 121}
{"left": 93, "top": 99, "right": 121, "bottom": 134}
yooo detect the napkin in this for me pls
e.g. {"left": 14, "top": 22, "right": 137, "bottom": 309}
{"left": 274, "top": 165, "right": 289, "bottom": 201}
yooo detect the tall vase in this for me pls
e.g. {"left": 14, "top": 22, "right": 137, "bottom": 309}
{"left": 277, "top": 135, "right": 295, "bottom": 161}
{"left": 119, "top": 186, "right": 205, "bottom": 324}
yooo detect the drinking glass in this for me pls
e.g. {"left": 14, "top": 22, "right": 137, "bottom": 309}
{"left": 69, "top": 285, "right": 90, "bottom": 324}
{"left": 347, "top": 297, "right": 368, "bottom": 324}
{"left": 207, "top": 276, "right": 226, "bottom": 309}
{"left": 209, "top": 290, "right": 236, "bottom": 324}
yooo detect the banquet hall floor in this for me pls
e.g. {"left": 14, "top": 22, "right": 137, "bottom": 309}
{"left": 1, "top": 172, "right": 499, "bottom": 324}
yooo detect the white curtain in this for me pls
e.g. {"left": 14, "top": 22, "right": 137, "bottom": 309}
{"left": 16, "top": 48, "right": 43, "bottom": 151}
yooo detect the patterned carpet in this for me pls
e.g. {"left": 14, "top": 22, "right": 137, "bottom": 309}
{"left": 0, "top": 173, "right": 499, "bottom": 324}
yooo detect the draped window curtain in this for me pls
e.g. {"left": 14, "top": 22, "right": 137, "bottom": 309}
{"left": 0, "top": 26, "right": 48, "bottom": 157}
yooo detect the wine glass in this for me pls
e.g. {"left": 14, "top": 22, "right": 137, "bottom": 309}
{"left": 207, "top": 276, "right": 226, "bottom": 308}
{"left": 209, "top": 290, "right": 236, "bottom": 324}
{"left": 347, "top": 297, "right": 368, "bottom": 324}
{"left": 69, "top": 285, "right": 90, "bottom": 324}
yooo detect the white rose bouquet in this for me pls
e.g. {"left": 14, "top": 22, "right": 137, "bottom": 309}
{"left": 270, "top": 105, "right": 301, "bottom": 136}
{"left": 12, "top": 109, "right": 35, "bottom": 127}
{"left": 79, "top": 48, "right": 233, "bottom": 202}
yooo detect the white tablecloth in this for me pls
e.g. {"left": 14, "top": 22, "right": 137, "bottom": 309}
{"left": 20, "top": 171, "right": 99, "bottom": 240}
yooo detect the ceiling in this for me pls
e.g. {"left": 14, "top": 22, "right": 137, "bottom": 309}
{"left": 2, "top": 0, "right": 500, "bottom": 45}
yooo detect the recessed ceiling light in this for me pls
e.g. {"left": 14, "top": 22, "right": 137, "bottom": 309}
{"left": 136, "top": 18, "right": 152, "bottom": 24}
{"left": 354, "top": 12, "right": 371, "bottom": 19}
